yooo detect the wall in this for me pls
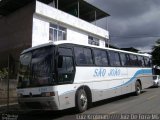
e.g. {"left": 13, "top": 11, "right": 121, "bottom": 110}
{"left": 35, "top": 1, "right": 109, "bottom": 39}
{"left": 0, "top": 2, "right": 35, "bottom": 68}
{"left": 32, "top": 15, "right": 107, "bottom": 47}
{"left": 67, "top": 28, "right": 88, "bottom": 45}
{"left": 32, "top": 17, "right": 49, "bottom": 47}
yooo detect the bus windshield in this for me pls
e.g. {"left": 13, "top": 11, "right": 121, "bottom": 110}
{"left": 18, "top": 46, "right": 54, "bottom": 88}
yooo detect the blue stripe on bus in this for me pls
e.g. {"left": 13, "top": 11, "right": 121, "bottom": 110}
{"left": 110, "top": 69, "right": 152, "bottom": 90}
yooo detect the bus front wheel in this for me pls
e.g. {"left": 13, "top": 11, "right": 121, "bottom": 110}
{"left": 135, "top": 81, "right": 141, "bottom": 96}
{"left": 76, "top": 89, "right": 88, "bottom": 113}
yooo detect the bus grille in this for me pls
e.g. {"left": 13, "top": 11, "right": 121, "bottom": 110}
{"left": 25, "top": 102, "right": 42, "bottom": 109}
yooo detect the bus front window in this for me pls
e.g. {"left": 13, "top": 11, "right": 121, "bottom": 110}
{"left": 18, "top": 52, "right": 32, "bottom": 88}
{"left": 18, "top": 46, "right": 54, "bottom": 88}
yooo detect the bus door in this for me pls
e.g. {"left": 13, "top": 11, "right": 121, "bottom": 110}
{"left": 56, "top": 47, "right": 75, "bottom": 84}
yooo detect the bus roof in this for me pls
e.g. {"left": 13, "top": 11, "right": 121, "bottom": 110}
{"left": 21, "top": 41, "right": 150, "bottom": 57}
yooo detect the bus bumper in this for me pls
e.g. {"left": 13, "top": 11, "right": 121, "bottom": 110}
{"left": 18, "top": 96, "right": 60, "bottom": 110}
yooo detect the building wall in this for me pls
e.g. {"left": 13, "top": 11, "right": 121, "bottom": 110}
{"left": 32, "top": 17, "right": 49, "bottom": 46}
{"left": 32, "top": 1, "right": 109, "bottom": 47}
{"left": 32, "top": 15, "right": 107, "bottom": 47}
{"left": 32, "top": 15, "right": 89, "bottom": 46}
{"left": 0, "top": 2, "right": 35, "bottom": 67}
{"left": 67, "top": 28, "right": 88, "bottom": 44}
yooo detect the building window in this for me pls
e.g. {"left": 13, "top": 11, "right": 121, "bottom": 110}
{"left": 88, "top": 36, "right": 99, "bottom": 46}
{"left": 49, "top": 24, "right": 67, "bottom": 41}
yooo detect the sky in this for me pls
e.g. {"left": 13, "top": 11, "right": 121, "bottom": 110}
{"left": 87, "top": 0, "right": 160, "bottom": 52}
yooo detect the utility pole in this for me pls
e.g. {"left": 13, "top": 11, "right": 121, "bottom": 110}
{"left": 7, "top": 54, "right": 10, "bottom": 111}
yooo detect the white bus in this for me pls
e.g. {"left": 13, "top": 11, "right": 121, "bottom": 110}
{"left": 17, "top": 41, "right": 153, "bottom": 112}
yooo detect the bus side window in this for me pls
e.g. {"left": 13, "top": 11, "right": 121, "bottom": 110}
{"left": 144, "top": 57, "right": 151, "bottom": 67}
{"left": 125, "top": 54, "right": 131, "bottom": 66}
{"left": 137, "top": 56, "right": 145, "bottom": 67}
{"left": 93, "top": 49, "right": 108, "bottom": 66}
{"left": 129, "top": 54, "right": 139, "bottom": 66}
{"left": 58, "top": 56, "right": 73, "bottom": 73}
{"left": 150, "top": 59, "right": 152, "bottom": 67}
{"left": 120, "top": 53, "right": 127, "bottom": 66}
{"left": 108, "top": 51, "right": 121, "bottom": 66}
{"left": 74, "top": 47, "right": 93, "bottom": 65}
{"left": 58, "top": 56, "right": 63, "bottom": 68}
{"left": 57, "top": 47, "right": 74, "bottom": 83}
{"left": 78, "top": 53, "right": 86, "bottom": 64}
{"left": 65, "top": 57, "right": 74, "bottom": 72}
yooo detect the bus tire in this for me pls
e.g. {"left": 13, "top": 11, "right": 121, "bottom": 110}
{"left": 135, "top": 81, "right": 141, "bottom": 96}
{"left": 76, "top": 89, "right": 88, "bottom": 113}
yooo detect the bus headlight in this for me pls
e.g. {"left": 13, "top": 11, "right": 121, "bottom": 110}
{"left": 41, "top": 92, "right": 55, "bottom": 97}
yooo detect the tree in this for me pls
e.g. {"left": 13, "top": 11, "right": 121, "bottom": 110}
{"left": 0, "top": 68, "right": 8, "bottom": 80}
{"left": 152, "top": 39, "right": 160, "bottom": 66}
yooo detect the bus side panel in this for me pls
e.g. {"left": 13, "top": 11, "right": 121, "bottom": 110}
{"left": 127, "top": 68, "right": 153, "bottom": 92}
{"left": 74, "top": 67, "right": 136, "bottom": 102}
{"left": 56, "top": 84, "right": 77, "bottom": 110}
{"left": 126, "top": 68, "right": 142, "bottom": 92}
{"left": 73, "top": 67, "right": 122, "bottom": 102}
{"left": 121, "top": 78, "right": 133, "bottom": 95}
{"left": 121, "top": 67, "right": 133, "bottom": 95}
{"left": 91, "top": 80, "right": 122, "bottom": 102}
{"left": 141, "top": 68, "right": 153, "bottom": 89}
{"left": 56, "top": 83, "right": 94, "bottom": 110}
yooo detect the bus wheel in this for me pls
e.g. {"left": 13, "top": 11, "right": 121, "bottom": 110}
{"left": 76, "top": 89, "right": 88, "bottom": 113}
{"left": 135, "top": 81, "right": 141, "bottom": 96}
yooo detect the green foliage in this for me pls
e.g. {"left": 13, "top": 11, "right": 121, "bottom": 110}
{"left": 152, "top": 39, "right": 160, "bottom": 66}
{"left": 0, "top": 68, "right": 8, "bottom": 80}
{"left": 155, "top": 39, "right": 160, "bottom": 45}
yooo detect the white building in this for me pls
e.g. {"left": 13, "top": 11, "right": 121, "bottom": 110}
{"left": 32, "top": 1, "right": 109, "bottom": 47}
